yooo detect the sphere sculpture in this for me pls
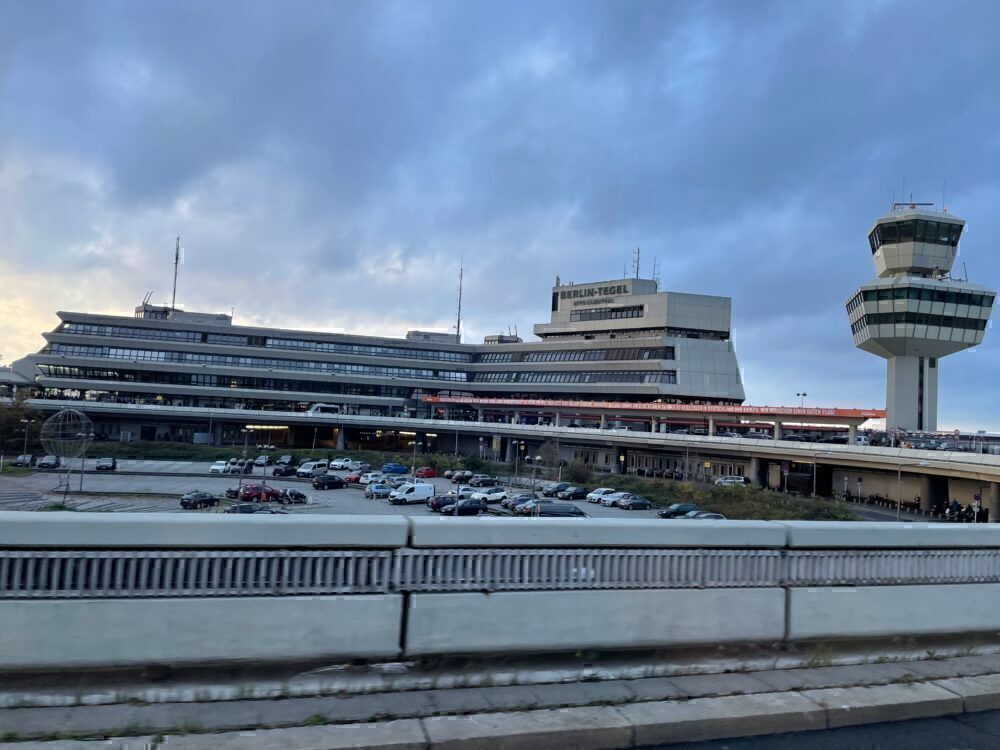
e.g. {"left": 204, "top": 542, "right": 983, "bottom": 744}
{"left": 40, "top": 409, "right": 94, "bottom": 459}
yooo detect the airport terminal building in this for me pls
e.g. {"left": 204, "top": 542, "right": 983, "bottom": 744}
{"left": 3, "top": 277, "right": 745, "bottom": 444}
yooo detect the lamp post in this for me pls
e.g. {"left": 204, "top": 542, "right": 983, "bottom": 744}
{"left": 411, "top": 439, "right": 422, "bottom": 478}
{"left": 531, "top": 455, "right": 542, "bottom": 492}
{"left": 76, "top": 431, "right": 95, "bottom": 491}
{"left": 20, "top": 419, "right": 36, "bottom": 461}
{"left": 478, "top": 436, "right": 484, "bottom": 461}
{"left": 896, "top": 460, "right": 930, "bottom": 522}
{"left": 514, "top": 440, "right": 525, "bottom": 484}
{"left": 239, "top": 428, "right": 252, "bottom": 494}
{"left": 796, "top": 392, "right": 808, "bottom": 407}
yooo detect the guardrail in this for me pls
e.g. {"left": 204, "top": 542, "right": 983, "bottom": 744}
{"left": 3, "top": 513, "right": 1000, "bottom": 670}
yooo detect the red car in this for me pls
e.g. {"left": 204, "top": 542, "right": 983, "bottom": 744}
{"left": 415, "top": 466, "right": 437, "bottom": 479}
{"left": 239, "top": 485, "right": 281, "bottom": 502}
{"left": 343, "top": 472, "right": 362, "bottom": 483}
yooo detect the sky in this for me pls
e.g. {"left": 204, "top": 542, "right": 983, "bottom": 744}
{"left": 1, "top": 0, "right": 999, "bottom": 429}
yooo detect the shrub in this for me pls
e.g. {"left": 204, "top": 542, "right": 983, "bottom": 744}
{"left": 564, "top": 460, "right": 592, "bottom": 484}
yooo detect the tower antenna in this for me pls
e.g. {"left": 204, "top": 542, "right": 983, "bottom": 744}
{"left": 632, "top": 247, "right": 641, "bottom": 279}
{"left": 171, "top": 236, "right": 181, "bottom": 310}
{"left": 454, "top": 252, "right": 464, "bottom": 342}
{"left": 652, "top": 258, "right": 661, "bottom": 289}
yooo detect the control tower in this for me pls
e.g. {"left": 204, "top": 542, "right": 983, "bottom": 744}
{"left": 846, "top": 204, "right": 995, "bottom": 431}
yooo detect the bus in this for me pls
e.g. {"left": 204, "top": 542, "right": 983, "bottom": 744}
{"left": 306, "top": 403, "right": 342, "bottom": 415}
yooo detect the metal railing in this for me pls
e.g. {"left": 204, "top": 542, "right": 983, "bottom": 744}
{"left": 7, "top": 546, "right": 1000, "bottom": 599}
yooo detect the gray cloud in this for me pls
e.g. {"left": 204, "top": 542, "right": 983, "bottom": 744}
{"left": 2, "top": 0, "right": 1000, "bottom": 428}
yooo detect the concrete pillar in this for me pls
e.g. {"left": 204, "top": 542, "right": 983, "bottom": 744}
{"left": 651, "top": 417, "right": 658, "bottom": 433}
{"left": 773, "top": 421, "right": 783, "bottom": 440}
{"left": 919, "top": 475, "right": 933, "bottom": 512}
{"left": 848, "top": 424, "right": 858, "bottom": 445}
{"left": 335, "top": 427, "right": 345, "bottom": 451}
{"left": 610, "top": 449, "right": 622, "bottom": 474}
{"left": 599, "top": 415, "right": 607, "bottom": 429}
{"left": 554, "top": 412, "right": 561, "bottom": 426}
{"left": 989, "top": 484, "right": 1000, "bottom": 524}
{"left": 513, "top": 411, "right": 520, "bottom": 425}
{"left": 477, "top": 409, "right": 484, "bottom": 422}
{"left": 749, "top": 457, "right": 762, "bottom": 487}
{"left": 707, "top": 417, "right": 715, "bottom": 436}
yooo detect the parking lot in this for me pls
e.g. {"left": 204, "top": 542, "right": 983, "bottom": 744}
{"left": 0, "top": 461, "right": 661, "bottom": 519}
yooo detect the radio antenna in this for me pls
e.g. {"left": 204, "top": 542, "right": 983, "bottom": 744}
{"left": 652, "top": 258, "right": 661, "bottom": 289}
{"left": 171, "top": 236, "right": 181, "bottom": 310}
{"left": 454, "top": 252, "right": 464, "bottom": 343}
{"left": 632, "top": 246, "right": 641, "bottom": 279}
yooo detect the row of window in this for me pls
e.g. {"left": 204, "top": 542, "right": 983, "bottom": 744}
{"left": 851, "top": 312, "right": 989, "bottom": 335}
{"left": 37, "top": 366, "right": 411, "bottom": 397}
{"left": 473, "top": 370, "right": 677, "bottom": 384}
{"left": 477, "top": 346, "right": 674, "bottom": 364}
{"left": 569, "top": 305, "right": 644, "bottom": 322}
{"left": 868, "top": 219, "right": 962, "bottom": 253}
{"left": 63, "top": 323, "right": 202, "bottom": 342}
{"left": 265, "top": 337, "right": 473, "bottom": 362}
{"left": 47, "top": 344, "right": 468, "bottom": 382}
{"left": 847, "top": 287, "right": 995, "bottom": 315}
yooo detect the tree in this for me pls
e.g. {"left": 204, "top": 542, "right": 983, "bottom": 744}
{"left": 538, "top": 440, "right": 559, "bottom": 468}
{"left": 0, "top": 392, "right": 42, "bottom": 455}
{"left": 461, "top": 455, "right": 485, "bottom": 473}
{"left": 564, "top": 460, "right": 591, "bottom": 485}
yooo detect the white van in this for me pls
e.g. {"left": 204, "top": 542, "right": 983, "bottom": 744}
{"left": 855, "top": 436, "right": 870, "bottom": 446}
{"left": 389, "top": 483, "right": 435, "bottom": 505}
{"left": 306, "top": 404, "right": 341, "bottom": 415}
{"left": 296, "top": 460, "right": 329, "bottom": 478}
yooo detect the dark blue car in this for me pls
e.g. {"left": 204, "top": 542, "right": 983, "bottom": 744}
{"left": 381, "top": 462, "right": 409, "bottom": 474}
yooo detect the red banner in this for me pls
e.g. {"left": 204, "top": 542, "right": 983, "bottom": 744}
{"left": 422, "top": 395, "right": 884, "bottom": 419}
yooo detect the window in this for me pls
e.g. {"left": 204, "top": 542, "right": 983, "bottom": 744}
{"left": 897, "top": 220, "right": 914, "bottom": 242}
{"left": 569, "top": 305, "right": 644, "bottom": 323}
{"left": 879, "top": 222, "right": 898, "bottom": 243}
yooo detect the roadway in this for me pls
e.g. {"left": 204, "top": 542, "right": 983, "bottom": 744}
{"left": 672, "top": 709, "right": 1000, "bottom": 749}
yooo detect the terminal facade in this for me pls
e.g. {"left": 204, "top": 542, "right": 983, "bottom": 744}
{"left": 4, "top": 277, "right": 745, "bottom": 444}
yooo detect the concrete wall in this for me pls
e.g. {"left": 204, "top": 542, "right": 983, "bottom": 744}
{"left": 832, "top": 468, "right": 926, "bottom": 502}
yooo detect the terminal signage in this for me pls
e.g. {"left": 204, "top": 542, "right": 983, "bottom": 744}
{"left": 559, "top": 284, "right": 629, "bottom": 302}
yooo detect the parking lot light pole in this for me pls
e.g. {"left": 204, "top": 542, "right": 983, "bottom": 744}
{"left": 76, "top": 431, "right": 95, "bottom": 491}
{"left": 239, "top": 428, "right": 251, "bottom": 495}
{"left": 20, "top": 419, "right": 36, "bottom": 461}
{"left": 411, "top": 440, "right": 422, "bottom": 478}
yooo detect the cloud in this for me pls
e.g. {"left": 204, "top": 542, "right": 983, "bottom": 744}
{"left": 2, "top": 0, "right": 1000, "bottom": 428}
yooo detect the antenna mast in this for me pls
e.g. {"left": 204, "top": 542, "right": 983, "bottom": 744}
{"left": 171, "top": 236, "right": 181, "bottom": 310}
{"left": 455, "top": 253, "right": 464, "bottom": 342}
{"left": 632, "top": 247, "right": 641, "bottom": 279}
{"left": 652, "top": 258, "right": 661, "bottom": 289}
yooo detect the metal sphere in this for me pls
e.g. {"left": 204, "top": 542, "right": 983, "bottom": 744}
{"left": 39, "top": 409, "right": 94, "bottom": 459}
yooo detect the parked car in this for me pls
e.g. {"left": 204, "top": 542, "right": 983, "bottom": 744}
{"left": 95, "top": 457, "right": 117, "bottom": 471}
{"left": 271, "top": 463, "right": 298, "bottom": 477}
{"left": 253, "top": 455, "right": 274, "bottom": 467}
{"left": 718, "top": 431, "right": 741, "bottom": 438}
{"left": 658, "top": 503, "right": 701, "bottom": 519}
{"left": 296, "top": 461, "right": 329, "bottom": 478}
{"left": 365, "top": 483, "right": 393, "bottom": 499}
{"left": 180, "top": 491, "right": 220, "bottom": 509}
{"left": 714, "top": 475, "right": 749, "bottom": 487}
{"left": 427, "top": 494, "right": 457, "bottom": 512}
{"left": 515, "top": 498, "right": 558, "bottom": 515}
{"left": 240, "top": 485, "right": 282, "bottom": 502}
{"left": 451, "top": 470, "right": 473, "bottom": 484}
{"left": 379, "top": 462, "right": 407, "bottom": 475}
{"left": 224, "top": 503, "right": 267, "bottom": 514}
{"left": 37, "top": 455, "right": 61, "bottom": 469}
{"left": 541, "top": 482, "right": 571, "bottom": 497}
{"left": 502, "top": 492, "right": 535, "bottom": 510}
{"left": 537, "top": 503, "right": 590, "bottom": 518}
{"left": 384, "top": 476, "right": 409, "bottom": 489}
{"left": 343, "top": 472, "right": 363, "bottom": 483}
{"left": 683, "top": 511, "right": 727, "bottom": 520}
{"left": 225, "top": 484, "right": 248, "bottom": 499}
{"left": 11, "top": 454, "right": 36, "bottom": 467}
{"left": 557, "top": 486, "right": 589, "bottom": 500}
{"left": 313, "top": 474, "right": 346, "bottom": 490}
{"left": 390, "top": 483, "right": 436, "bottom": 505}
{"left": 275, "top": 455, "right": 299, "bottom": 467}
{"left": 330, "top": 457, "right": 353, "bottom": 470}
{"left": 415, "top": 466, "right": 437, "bottom": 478}
{"left": 443, "top": 470, "right": 454, "bottom": 479}
{"left": 253, "top": 508, "right": 288, "bottom": 515}
{"left": 210, "top": 460, "right": 229, "bottom": 474}
{"left": 277, "top": 488, "right": 308, "bottom": 504}
{"left": 469, "top": 474, "right": 497, "bottom": 487}
{"left": 602, "top": 492, "right": 633, "bottom": 507}
{"left": 620, "top": 495, "right": 653, "bottom": 510}
{"left": 471, "top": 486, "right": 508, "bottom": 504}
{"left": 447, "top": 485, "right": 477, "bottom": 500}
{"left": 586, "top": 488, "right": 616, "bottom": 504}
{"left": 440, "top": 498, "right": 488, "bottom": 516}
{"left": 359, "top": 472, "right": 385, "bottom": 485}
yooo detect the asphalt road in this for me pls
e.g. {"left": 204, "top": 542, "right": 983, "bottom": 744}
{"left": 670, "top": 709, "right": 1000, "bottom": 749}
{"left": 0, "top": 463, "right": 660, "bottom": 519}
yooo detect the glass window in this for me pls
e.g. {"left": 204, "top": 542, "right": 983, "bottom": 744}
{"left": 894, "top": 288, "right": 906, "bottom": 300}
{"left": 907, "top": 288, "right": 920, "bottom": 300}
{"left": 868, "top": 231, "right": 878, "bottom": 252}
{"left": 879, "top": 222, "right": 898, "bottom": 243}
{"left": 898, "top": 220, "right": 914, "bottom": 242}
{"left": 949, "top": 223, "right": 962, "bottom": 245}
{"left": 945, "top": 291, "right": 958, "bottom": 304}
{"left": 914, "top": 220, "right": 927, "bottom": 242}
{"left": 937, "top": 223, "right": 952, "bottom": 244}
{"left": 877, "top": 289, "right": 892, "bottom": 301}
{"left": 923, "top": 221, "right": 937, "bottom": 243}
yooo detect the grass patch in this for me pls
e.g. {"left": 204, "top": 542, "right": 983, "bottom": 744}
{"left": 38, "top": 503, "right": 76, "bottom": 512}
{"left": 0, "top": 466, "right": 31, "bottom": 476}
{"left": 303, "top": 714, "right": 328, "bottom": 726}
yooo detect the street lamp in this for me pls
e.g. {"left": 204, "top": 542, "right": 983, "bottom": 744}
{"left": 239, "top": 428, "right": 252, "bottom": 494}
{"left": 19, "top": 419, "right": 36, "bottom": 461}
{"left": 796, "top": 392, "right": 808, "bottom": 407}
{"left": 531, "top": 454, "right": 542, "bottom": 492}
{"left": 411, "top": 439, "right": 423, "bottom": 478}
{"left": 514, "top": 440, "right": 526, "bottom": 483}
{"left": 76, "top": 431, "right": 96, "bottom": 491}
{"left": 896, "top": 460, "right": 930, "bottom": 522}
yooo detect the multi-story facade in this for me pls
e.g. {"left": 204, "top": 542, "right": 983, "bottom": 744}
{"left": 5, "top": 277, "right": 744, "bottom": 442}
{"left": 847, "top": 206, "right": 995, "bottom": 431}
